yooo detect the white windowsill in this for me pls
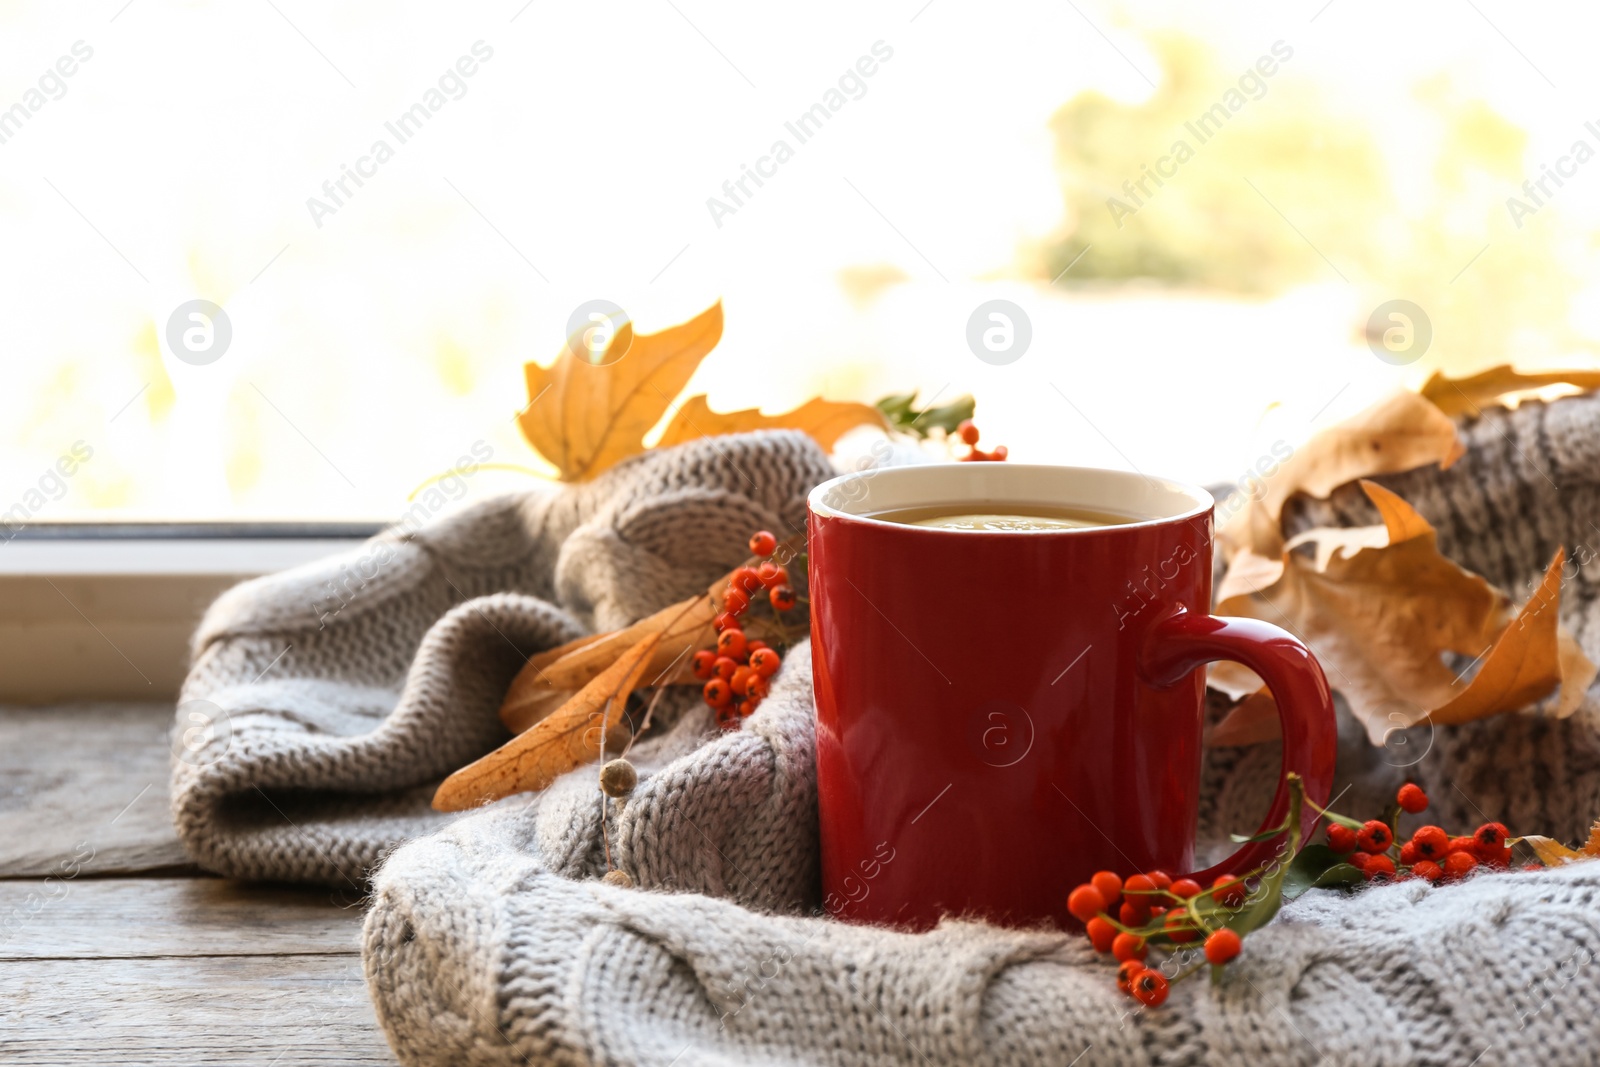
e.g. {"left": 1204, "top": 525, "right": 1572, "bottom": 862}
{"left": 0, "top": 538, "right": 367, "bottom": 704}
{"left": 0, "top": 538, "right": 364, "bottom": 576}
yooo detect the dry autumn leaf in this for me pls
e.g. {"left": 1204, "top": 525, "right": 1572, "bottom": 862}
{"left": 497, "top": 538, "right": 805, "bottom": 735}
{"left": 657, "top": 395, "right": 887, "bottom": 452}
{"left": 1205, "top": 688, "right": 1281, "bottom": 747}
{"left": 516, "top": 300, "right": 896, "bottom": 482}
{"left": 519, "top": 302, "right": 725, "bottom": 481}
{"left": 500, "top": 684, "right": 574, "bottom": 737}
{"left": 1213, "top": 546, "right": 1595, "bottom": 745}
{"left": 1520, "top": 819, "right": 1600, "bottom": 867}
{"left": 1425, "top": 549, "right": 1596, "bottom": 725}
{"left": 1420, "top": 364, "right": 1600, "bottom": 419}
{"left": 1213, "top": 481, "right": 1595, "bottom": 745}
{"left": 1219, "top": 391, "right": 1465, "bottom": 559}
{"left": 434, "top": 631, "right": 662, "bottom": 811}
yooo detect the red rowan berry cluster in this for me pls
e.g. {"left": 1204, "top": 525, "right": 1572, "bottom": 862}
{"left": 954, "top": 419, "right": 1008, "bottom": 463}
{"left": 691, "top": 529, "right": 797, "bottom": 730}
{"left": 1068, "top": 776, "right": 1537, "bottom": 1009}
{"left": 1068, "top": 866, "right": 1249, "bottom": 1007}
{"left": 1324, "top": 782, "right": 1519, "bottom": 884}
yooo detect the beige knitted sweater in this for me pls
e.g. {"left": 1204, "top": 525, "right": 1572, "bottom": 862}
{"left": 171, "top": 414, "right": 1600, "bottom": 1066}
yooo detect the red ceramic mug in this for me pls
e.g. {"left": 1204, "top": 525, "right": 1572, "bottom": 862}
{"left": 807, "top": 463, "right": 1337, "bottom": 930}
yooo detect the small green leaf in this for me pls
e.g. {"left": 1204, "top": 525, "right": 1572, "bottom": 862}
{"left": 1217, "top": 851, "right": 1290, "bottom": 937}
{"left": 874, "top": 391, "right": 976, "bottom": 438}
{"left": 916, "top": 396, "right": 976, "bottom": 436}
{"left": 1282, "top": 844, "right": 1365, "bottom": 900}
{"left": 874, "top": 392, "right": 917, "bottom": 420}
{"left": 1230, "top": 827, "right": 1291, "bottom": 844}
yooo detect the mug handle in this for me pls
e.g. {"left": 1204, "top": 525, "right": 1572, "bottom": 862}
{"left": 1139, "top": 608, "right": 1339, "bottom": 883}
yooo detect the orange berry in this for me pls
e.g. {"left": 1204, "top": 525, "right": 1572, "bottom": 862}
{"left": 748, "top": 530, "right": 777, "bottom": 557}
{"left": 769, "top": 585, "right": 798, "bottom": 612}
{"left": 746, "top": 675, "right": 771, "bottom": 700}
{"left": 1483, "top": 844, "right": 1513, "bottom": 869}
{"left": 1119, "top": 900, "right": 1150, "bottom": 926}
{"left": 750, "top": 648, "right": 781, "bottom": 677}
{"left": 714, "top": 656, "right": 738, "bottom": 681}
{"left": 1124, "top": 874, "right": 1157, "bottom": 897}
{"left": 1411, "top": 826, "right": 1449, "bottom": 861}
{"left": 956, "top": 419, "right": 980, "bottom": 446}
{"left": 703, "top": 678, "right": 731, "bottom": 708}
{"left": 1066, "top": 884, "right": 1106, "bottom": 923}
{"left": 1326, "top": 824, "right": 1358, "bottom": 853}
{"left": 1116, "top": 959, "right": 1145, "bottom": 994}
{"left": 1412, "top": 859, "right": 1443, "bottom": 883}
{"left": 1146, "top": 870, "right": 1173, "bottom": 890}
{"left": 723, "top": 587, "right": 751, "bottom": 615}
{"left": 714, "top": 611, "right": 740, "bottom": 632}
{"left": 730, "top": 566, "right": 763, "bottom": 596}
{"left": 1448, "top": 836, "right": 1477, "bottom": 855}
{"left": 1474, "top": 822, "right": 1510, "bottom": 856}
{"left": 1443, "top": 851, "right": 1478, "bottom": 879}
{"left": 729, "top": 666, "right": 754, "bottom": 696}
{"left": 1356, "top": 820, "right": 1392, "bottom": 854}
{"left": 1112, "top": 932, "right": 1147, "bottom": 962}
{"left": 736, "top": 698, "right": 757, "bottom": 717}
{"left": 1363, "top": 854, "right": 1397, "bottom": 881}
{"left": 1132, "top": 969, "right": 1169, "bottom": 1007}
{"left": 690, "top": 649, "right": 717, "bottom": 680}
{"left": 1397, "top": 783, "right": 1429, "bottom": 814}
{"left": 1211, "top": 874, "right": 1247, "bottom": 908}
{"left": 1091, "top": 871, "right": 1123, "bottom": 908}
{"left": 1400, "top": 841, "right": 1419, "bottom": 866}
{"left": 1204, "top": 928, "right": 1242, "bottom": 965}
{"left": 1170, "top": 878, "right": 1202, "bottom": 900}
{"left": 717, "top": 628, "right": 748, "bottom": 661}
{"left": 1085, "top": 916, "right": 1117, "bottom": 953}
{"left": 756, "top": 561, "right": 789, "bottom": 589}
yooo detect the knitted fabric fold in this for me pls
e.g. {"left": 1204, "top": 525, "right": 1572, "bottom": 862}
{"left": 170, "top": 406, "right": 1600, "bottom": 1065}
{"left": 169, "top": 430, "right": 835, "bottom": 884}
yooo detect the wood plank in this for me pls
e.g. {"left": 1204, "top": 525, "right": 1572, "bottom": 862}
{"left": 0, "top": 954, "right": 394, "bottom": 1065}
{"left": 0, "top": 703, "right": 190, "bottom": 877}
{"left": 0, "top": 878, "right": 364, "bottom": 960}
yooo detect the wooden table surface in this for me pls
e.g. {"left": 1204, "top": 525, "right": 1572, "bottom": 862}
{"left": 0, "top": 704, "right": 396, "bottom": 1065}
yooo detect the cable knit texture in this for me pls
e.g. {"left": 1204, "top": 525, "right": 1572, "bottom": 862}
{"left": 170, "top": 414, "right": 1600, "bottom": 1065}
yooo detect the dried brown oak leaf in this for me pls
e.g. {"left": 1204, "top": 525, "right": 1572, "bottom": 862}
{"left": 1210, "top": 480, "right": 1593, "bottom": 746}
{"left": 1420, "top": 364, "right": 1600, "bottom": 419}
{"left": 1219, "top": 390, "right": 1464, "bottom": 560}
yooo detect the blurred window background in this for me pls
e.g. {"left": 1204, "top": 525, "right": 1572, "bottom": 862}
{"left": 1, "top": 0, "right": 1594, "bottom": 522}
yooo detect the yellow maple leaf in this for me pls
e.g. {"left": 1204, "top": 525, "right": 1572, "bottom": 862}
{"left": 656, "top": 394, "right": 887, "bottom": 452}
{"left": 516, "top": 301, "right": 891, "bottom": 480}
{"left": 518, "top": 302, "right": 724, "bottom": 481}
